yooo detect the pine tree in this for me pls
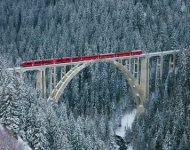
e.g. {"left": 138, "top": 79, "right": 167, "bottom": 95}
{"left": 107, "top": 126, "right": 118, "bottom": 150}
{"left": 162, "top": 131, "right": 172, "bottom": 150}
{"left": 0, "top": 72, "right": 21, "bottom": 136}
{"left": 178, "top": 131, "right": 189, "bottom": 150}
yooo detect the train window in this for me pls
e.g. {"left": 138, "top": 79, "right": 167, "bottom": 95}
{"left": 73, "top": 57, "right": 79, "bottom": 61}
{"left": 66, "top": 58, "right": 71, "bottom": 61}
{"left": 34, "top": 61, "right": 42, "bottom": 65}
{"left": 44, "top": 60, "right": 50, "bottom": 63}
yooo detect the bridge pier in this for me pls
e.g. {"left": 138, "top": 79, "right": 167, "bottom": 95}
{"left": 36, "top": 68, "right": 46, "bottom": 98}
{"left": 16, "top": 71, "right": 23, "bottom": 81}
{"left": 169, "top": 54, "right": 175, "bottom": 71}
{"left": 140, "top": 57, "right": 149, "bottom": 101}
{"left": 136, "top": 57, "right": 149, "bottom": 115}
{"left": 155, "top": 55, "right": 163, "bottom": 86}
{"left": 133, "top": 57, "right": 139, "bottom": 83}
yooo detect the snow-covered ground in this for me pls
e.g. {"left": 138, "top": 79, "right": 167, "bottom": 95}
{"left": 115, "top": 110, "right": 136, "bottom": 150}
{"left": 115, "top": 110, "right": 136, "bottom": 137}
{"left": 17, "top": 137, "right": 32, "bottom": 150}
{"left": 0, "top": 124, "right": 32, "bottom": 150}
{"left": 127, "top": 145, "right": 133, "bottom": 150}
{"left": 0, "top": 124, "right": 3, "bottom": 130}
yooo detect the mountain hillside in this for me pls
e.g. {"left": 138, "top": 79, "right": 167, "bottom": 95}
{"left": 0, "top": 0, "right": 190, "bottom": 149}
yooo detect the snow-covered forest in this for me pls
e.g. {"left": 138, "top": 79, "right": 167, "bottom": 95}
{"left": 0, "top": 0, "right": 190, "bottom": 149}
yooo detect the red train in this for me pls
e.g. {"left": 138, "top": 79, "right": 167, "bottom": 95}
{"left": 21, "top": 50, "right": 143, "bottom": 67}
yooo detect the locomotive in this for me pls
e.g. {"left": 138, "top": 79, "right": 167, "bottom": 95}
{"left": 21, "top": 50, "right": 143, "bottom": 67}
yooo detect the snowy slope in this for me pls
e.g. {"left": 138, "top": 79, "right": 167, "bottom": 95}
{"left": 115, "top": 110, "right": 136, "bottom": 137}
{"left": 115, "top": 110, "right": 136, "bottom": 150}
{"left": 0, "top": 124, "right": 32, "bottom": 150}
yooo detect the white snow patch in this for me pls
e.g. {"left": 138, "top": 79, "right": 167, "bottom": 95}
{"left": 151, "top": 92, "right": 155, "bottom": 99}
{"left": 0, "top": 124, "right": 4, "bottom": 131}
{"left": 175, "top": 67, "right": 179, "bottom": 74}
{"left": 116, "top": 145, "right": 120, "bottom": 150}
{"left": 17, "top": 136, "right": 32, "bottom": 150}
{"left": 0, "top": 124, "right": 32, "bottom": 150}
{"left": 144, "top": 12, "right": 147, "bottom": 17}
{"left": 181, "top": 2, "right": 186, "bottom": 12}
{"left": 115, "top": 110, "right": 136, "bottom": 137}
{"left": 127, "top": 145, "right": 133, "bottom": 150}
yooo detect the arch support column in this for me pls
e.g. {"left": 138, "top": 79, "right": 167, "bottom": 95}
{"left": 140, "top": 57, "right": 149, "bottom": 101}
{"left": 155, "top": 56, "right": 163, "bottom": 86}
{"left": 169, "top": 54, "right": 175, "bottom": 71}
{"left": 133, "top": 58, "right": 139, "bottom": 83}
{"left": 16, "top": 71, "right": 24, "bottom": 82}
{"left": 125, "top": 59, "right": 131, "bottom": 71}
{"left": 61, "top": 66, "right": 67, "bottom": 78}
{"left": 50, "top": 67, "right": 56, "bottom": 93}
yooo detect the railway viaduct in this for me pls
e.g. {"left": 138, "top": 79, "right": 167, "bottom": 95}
{"left": 8, "top": 50, "right": 179, "bottom": 114}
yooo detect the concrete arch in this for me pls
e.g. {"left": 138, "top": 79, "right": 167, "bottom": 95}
{"left": 48, "top": 62, "right": 92, "bottom": 102}
{"left": 47, "top": 60, "right": 144, "bottom": 107}
{"left": 107, "top": 60, "right": 143, "bottom": 106}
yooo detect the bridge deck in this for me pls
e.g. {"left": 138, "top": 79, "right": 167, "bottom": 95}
{"left": 7, "top": 50, "right": 180, "bottom": 72}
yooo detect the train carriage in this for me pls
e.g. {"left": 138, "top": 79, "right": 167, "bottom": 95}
{"left": 81, "top": 55, "right": 99, "bottom": 61}
{"left": 21, "top": 61, "right": 33, "bottom": 67}
{"left": 61, "top": 57, "right": 72, "bottom": 63}
{"left": 72, "top": 56, "right": 80, "bottom": 62}
{"left": 54, "top": 58, "right": 63, "bottom": 64}
{"left": 33, "top": 60, "right": 43, "bottom": 66}
{"left": 42, "top": 59, "right": 54, "bottom": 65}
{"left": 99, "top": 53, "right": 115, "bottom": 59}
{"left": 131, "top": 50, "right": 143, "bottom": 55}
{"left": 115, "top": 52, "right": 131, "bottom": 57}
